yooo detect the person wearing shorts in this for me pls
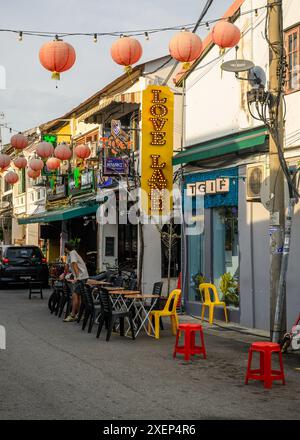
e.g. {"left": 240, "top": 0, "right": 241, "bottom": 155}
{"left": 63, "top": 242, "right": 89, "bottom": 322}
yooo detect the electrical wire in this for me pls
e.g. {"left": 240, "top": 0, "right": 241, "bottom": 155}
{"left": 0, "top": 4, "right": 271, "bottom": 41}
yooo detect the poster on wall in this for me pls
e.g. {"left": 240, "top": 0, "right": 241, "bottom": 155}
{"left": 141, "top": 85, "right": 174, "bottom": 216}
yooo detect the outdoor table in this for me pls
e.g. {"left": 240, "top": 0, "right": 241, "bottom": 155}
{"left": 124, "top": 294, "right": 159, "bottom": 337}
{"left": 87, "top": 280, "right": 112, "bottom": 286}
{"left": 109, "top": 290, "right": 140, "bottom": 310}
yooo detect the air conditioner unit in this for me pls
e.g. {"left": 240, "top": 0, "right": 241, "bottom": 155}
{"left": 246, "top": 164, "right": 265, "bottom": 201}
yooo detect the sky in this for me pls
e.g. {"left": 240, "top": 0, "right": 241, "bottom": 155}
{"left": 0, "top": 0, "right": 233, "bottom": 143}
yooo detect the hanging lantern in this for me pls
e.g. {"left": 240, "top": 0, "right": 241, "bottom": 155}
{"left": 0, "top": 154, "right": 11, "bottom": 172}
{"left": 5, "top": 171, "right": 19, "bottom": 185}
{"left": 54, "top": 143, "right": 72, "bottom": 160}
{"left": 10, "top": 133, "right": 28, "bottom": 150}
{"left": 14, "top": 156, "right": 27, "bottom": 169}
{"left": 29, "top": 158, "right": 44, "bottom": 171}
{"left": 36, "top": 141, "right": 54, "bottom": 159}
{"left": 39, "top": 39, "right": 76, "bottom": 80}
{"left": 75, "top": 144, "right": 91, "bottom": 159}
{"left": 27, "top": 168, "right": 41, "bottom": 179}
{"left": 46, "top": 157, "right": 60, "bottom": 171}
{"left": 212, "top": 21, "right": 241, "bottom": 49}
{"left": 110, "top": 36, "right": 142, "bottom": 72}
{"left": 169, "top": 30, "right": 203, "bottom": 69}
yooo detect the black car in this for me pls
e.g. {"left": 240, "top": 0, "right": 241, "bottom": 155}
{"left": 0, "top": 245, "right": 49, "bottom": 288}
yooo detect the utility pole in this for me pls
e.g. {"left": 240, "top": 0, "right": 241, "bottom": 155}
{"left": 268, "top": 0, "right": 286, "bottom": 341}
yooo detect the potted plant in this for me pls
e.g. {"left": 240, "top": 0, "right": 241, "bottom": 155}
{"left": 220, "top": 273, "right": 239, "bottom": 307}
{"left": 192, "top": 273, "right": 206, "bottom": 302}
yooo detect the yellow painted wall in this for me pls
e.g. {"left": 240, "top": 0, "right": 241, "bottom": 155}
{"left": 54, "top": 121, "right": 73, "bottom": 143}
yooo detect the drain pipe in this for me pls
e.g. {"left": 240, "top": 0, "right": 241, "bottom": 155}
{"left": 272, "top": 198, "right": 296, "bottom": 343}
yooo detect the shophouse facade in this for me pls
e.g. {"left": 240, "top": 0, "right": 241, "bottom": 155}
{"left": 17, "top": 56, "right": 182, "bottom": 292}
{"left": 174, "top": 0, "right": 300, "bottom": 331}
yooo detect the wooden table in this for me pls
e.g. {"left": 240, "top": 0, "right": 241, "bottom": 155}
{"left": 87, "top": 279, "right": 112, "bottom": 286}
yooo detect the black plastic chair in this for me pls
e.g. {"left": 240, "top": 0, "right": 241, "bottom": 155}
{"left": 96, "top": 288, "right": 135, "bottom": 341}
{"left": 48, "top": 281, "right": 63, "bottom": 314}
{"left": 145, "top": 282, "right": 164, "bottom": 330}
{"left": 81, "top": 284, "right": 98, "bottom": 333}
{"left": 113, "top": 275, "right": 124, "bottom": 288}
{"left": 128, "top": 277, "right": 138, "bottom": 291}
{"left": 58, "top": 281, "right": 72, "bottom": 318}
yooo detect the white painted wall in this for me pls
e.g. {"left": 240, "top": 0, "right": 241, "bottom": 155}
{"left": 185, "top": 0, "right": 268, "bottom": 146}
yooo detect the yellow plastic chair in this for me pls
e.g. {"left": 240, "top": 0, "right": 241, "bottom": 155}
{"left": 199, "top": 283, "right": 228, "bottom": 325}
{"left": 148, "top": 289, "right": 181, "bottom": 339}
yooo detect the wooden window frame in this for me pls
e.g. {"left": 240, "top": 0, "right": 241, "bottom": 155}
{"left": 285, "top": 25, "right": 300, "bottom": 95}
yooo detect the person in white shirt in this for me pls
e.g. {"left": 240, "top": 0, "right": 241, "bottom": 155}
{"left": 63, "top": 242, "right": 89, "bottom": 322}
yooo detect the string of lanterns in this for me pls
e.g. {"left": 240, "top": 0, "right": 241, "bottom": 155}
{"left": 0, "top": 18, "right": 242, "bottom": 183}
{"left": 0, "top": 135, "right": 93, "bottom": 186}
{"left": 0, "top": 6, "right": 248, "bottom": 182}
{"left": 37, "top": 20, "right": 241, "bottom": 80}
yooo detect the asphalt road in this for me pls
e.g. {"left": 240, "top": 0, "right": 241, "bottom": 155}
{"left": 0, "top": 287, "right": 300, "bottom": 420}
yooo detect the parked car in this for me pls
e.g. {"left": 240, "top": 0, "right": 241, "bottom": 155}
{"left": 0, "top": 245, "right": 49, "bottom": 288}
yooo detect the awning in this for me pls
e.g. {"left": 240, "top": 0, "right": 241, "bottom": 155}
{"left": 173, "top": 126, "right": 268, "bottom": 166}
{"left": 78, "top": 91, "right": 141, "bottom": 122}
{"left": 18, "top": 202, "right": 99, "bottom": 225}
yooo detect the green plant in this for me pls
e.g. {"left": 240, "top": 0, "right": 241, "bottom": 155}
{"left": 220, "top": 273, "right": 239, "bottom": 307}
{"left": 69, "top": 238, "right": 81, "bottom": 250}
{"left": 192, "top": 273, "right": 206, "bottom": 302}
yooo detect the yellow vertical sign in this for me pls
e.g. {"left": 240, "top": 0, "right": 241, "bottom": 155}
{"left": 141, "top": 85, "right": 174, "bottom": 216}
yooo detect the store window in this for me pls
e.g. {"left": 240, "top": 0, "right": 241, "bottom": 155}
{"left": 213, "top": 206, "right": 239, "bottom": 307}
{"left": 187, "top": 229, "right": 205, "bottom": 302}
{"left": 285, "top": 26, "right": 300, "bottom": 93}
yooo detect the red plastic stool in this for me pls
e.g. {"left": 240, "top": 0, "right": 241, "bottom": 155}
{"left": 245, "top": 342, "right": 285, "bottom": 389}
{"left": 173, "top": 323, "right": 206, "bottom": 361}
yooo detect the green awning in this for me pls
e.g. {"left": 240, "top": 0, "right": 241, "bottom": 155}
{"left": 18, "top": 203, "right": 99, "bottom": 225}
{"left": 173, "top": 126, "right": 268, "bottom": 166}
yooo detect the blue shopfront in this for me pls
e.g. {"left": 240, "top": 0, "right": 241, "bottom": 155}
{"left": 182, "top": 167, "right": 240, "bottom": 322}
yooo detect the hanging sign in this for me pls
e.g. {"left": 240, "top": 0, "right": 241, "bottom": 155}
{"left": 103, "top": 157, "right": 128, "bottom": 175}
{"left": 141, "top": 85, "right": 174, "bottom": 216}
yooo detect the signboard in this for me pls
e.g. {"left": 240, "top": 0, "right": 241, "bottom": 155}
{"left": 187, "top": 178, "right": 230, "bottom": 196}
{"left": 42, "top": 134, "right": 57, "bottom": 146}
{"left": 141, "top": 85, "right": 174, "bottom": 216}
{"left": 47, "top": 176, "right": 67, "bottom": 201}
{"left": 68, "top": 169, "right": 94, "bottom": 195}
{"left": 103, "top": 157, "right": 127, "bottom": 176}
{"left": 81, "top": 170, "right": 94, "bottom": 190}
{"left": 101, "top": 120, "right": 131, "bottom": 153}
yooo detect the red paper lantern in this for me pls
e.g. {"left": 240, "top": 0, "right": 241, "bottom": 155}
{"left": 11, "top": 133, "right": 28, "bottom": 150}
{"left": 75, "top": 144, "right": 91, "bottom": 159}
{"left": 110, "top": 36, "right": 142, "bottom": 71}
{"left": 212, "top": 21, "right": 241, "bottom": 49}
{"left": 36, "top": 141, "right": 54, "bottom": 159}
{"left": 27, "top": 168, "right": 41, "bottom": 179}
{"left": 54, "top": 143, "right": 72, "bottom": 161}
{"left": 169, "top": 30, "right": 203, "bottom": 69}
{"left": 0, "top": 154, "right": 11, "bottom": 171}
{"left": 29, "top": 158, "right": 44, "bottom": 171}
{"left": 46, "top": 157, "right": 60, "bottom": 171}
{"left": 5, "top": 171, "right": 19, "bottom": 185}
{"left": 14, "top": 156, "right": 27, "bottom": 169}
{"left": 39, "top": 39, "right": 76, "bottom": 80}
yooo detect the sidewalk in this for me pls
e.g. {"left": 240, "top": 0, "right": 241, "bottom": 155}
{"left": 179, "top": 313, "right": 300, "bottom": 370}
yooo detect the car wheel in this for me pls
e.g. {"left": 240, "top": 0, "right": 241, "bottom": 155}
{"left": 0, "top": 281, "right": 7, "bottom": 290}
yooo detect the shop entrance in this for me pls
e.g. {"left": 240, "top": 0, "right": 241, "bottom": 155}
{"left": 212, "top": 206, "right": 239, "bottom": 288}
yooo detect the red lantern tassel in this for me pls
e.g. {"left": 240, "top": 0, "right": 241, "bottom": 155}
{"left": 51, "top": 71, "right": 60, "bottom": 80}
